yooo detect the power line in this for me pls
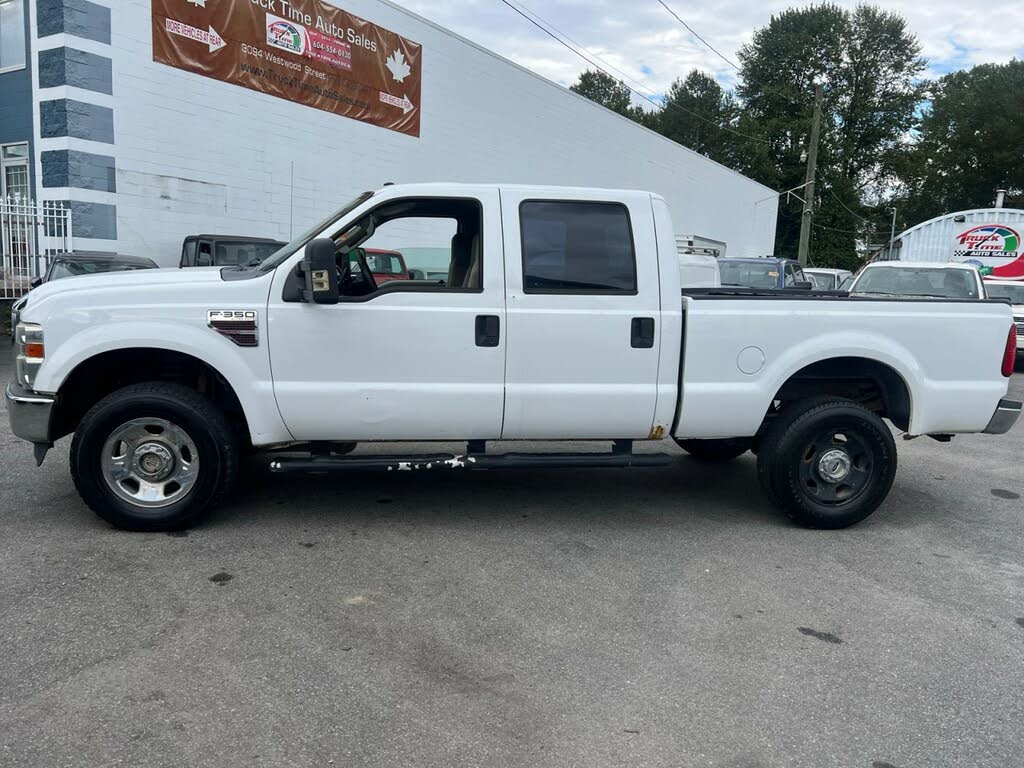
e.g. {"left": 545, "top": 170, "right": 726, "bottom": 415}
{"left": 825, "top": 186, "right": 875, "bottom": 226}
{"left": 656, "top": 0, "right": 829, "bottom": 123}
{"left": 496, "top": 0, "right": 770, "bottom": 144}
{"left": 654, "top": 2, "right": 881, "bottom": 233}
{"left": 509, "top": 0, "right": 656, "bottom": 98}
{"left": 813, "top": 221, "right": 880, "bottom": 237}
{"left": 655, "top": 0, "right": 740, "bottom": 71}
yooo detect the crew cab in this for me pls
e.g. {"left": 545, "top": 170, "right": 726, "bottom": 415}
{"left": 718, "top": 256, "right": 813, "bottom": 290}
{"left": 7, "top": 183, "right": 1021, "bottom": 532}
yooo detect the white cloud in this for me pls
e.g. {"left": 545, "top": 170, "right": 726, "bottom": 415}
{"left": 392, "top": 0, "right": 1024, "bottom": 96}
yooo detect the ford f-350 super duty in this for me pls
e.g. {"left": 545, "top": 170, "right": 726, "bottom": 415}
{"left": 7, "top": 184, "right": 1021, "bottom": 531}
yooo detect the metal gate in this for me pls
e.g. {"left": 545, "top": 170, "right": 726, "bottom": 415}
{"left": 1, "top": 198, "right": 73, "bottom": 299}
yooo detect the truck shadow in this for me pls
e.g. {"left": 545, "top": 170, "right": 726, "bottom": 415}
{"left": 217, "top": 453, "right": 792, "bottom": 531}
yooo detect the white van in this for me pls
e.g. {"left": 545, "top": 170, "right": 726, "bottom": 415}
{"left": 676, "top": 235, "right": 722, "bottom": 288}
{"left": 678, "top": 252, "right": 721, "bottom": 288}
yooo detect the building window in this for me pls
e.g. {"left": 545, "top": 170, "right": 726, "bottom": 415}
{"left": 520, "top": 200, "right": 637, "bottom": 293}
{"left": 1, "top": 143, "right": 30, "bottom": 201}
{"left": 0, "top": 0, "right": 27, "bottom": 72}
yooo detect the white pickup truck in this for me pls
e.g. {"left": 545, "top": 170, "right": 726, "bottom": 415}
{"left": 7, "top": 184, "right": 1021, "bottom": 532}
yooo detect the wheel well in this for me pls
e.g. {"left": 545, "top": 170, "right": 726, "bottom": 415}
{"left": 769, "top": 357, "right": 911, "bottom": 432}
{"left": 51, "top": 348, "right": 250, "bottom": 443}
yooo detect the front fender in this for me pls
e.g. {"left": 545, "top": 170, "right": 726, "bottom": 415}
{"left": 35, "top": 320, "right": 292, "bottom": 445}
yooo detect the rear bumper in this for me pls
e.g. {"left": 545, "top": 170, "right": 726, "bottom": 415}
{"left": 983, "top": 398, "right": 1022, "bottom": 435}
{"left": 5, "top": 382, "right": 55, "bottom": 444}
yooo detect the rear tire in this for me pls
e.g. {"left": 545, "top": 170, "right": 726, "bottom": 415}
{"left": 756, "top": 397, "right": 896, "bottom": 529}
{"left": 70, "top": 383, "right": 237, "bottom": 531}
{"left": 674, "top": 437, "right": 751, "bottom": 462}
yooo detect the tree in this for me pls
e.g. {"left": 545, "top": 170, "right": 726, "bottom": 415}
{"left": 736, "top": 3, "right": 926, "bottom": 263}
{"left": 569, "top": 69, "right": 632, "bottom": 116}
{"left": 896, "top": 59, "right": 1024, "bottom": 225}
{"left": 658, "top": 70, "right": 741, "bottom": 167}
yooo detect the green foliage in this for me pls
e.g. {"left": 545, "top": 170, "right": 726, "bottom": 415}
{"left": 895, "top": 59, "right": 1024, "bottom": 224}
{"left": 569, "top": 70, "right": 633, "bottom": 116}
{"left": 735, "top": 3, "right": 924, "bottom": 262}
{"left": 658, "top": 70, "right": 741, "bottom": 168}
{"left": 565, "top": 6, "right": 1018, "bottom": 267}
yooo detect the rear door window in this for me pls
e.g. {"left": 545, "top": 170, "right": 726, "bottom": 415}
{"left": 520, "top": 201, "right": 636, "bottom": 293}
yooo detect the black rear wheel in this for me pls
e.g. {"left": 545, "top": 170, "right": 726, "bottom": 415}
{"left": 757, "top": 398, "right": 897, "bottom": 529}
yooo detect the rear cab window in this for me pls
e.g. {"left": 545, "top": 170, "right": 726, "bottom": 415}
{"left": 519, "top": 201, "right": 637, "bottom": 294}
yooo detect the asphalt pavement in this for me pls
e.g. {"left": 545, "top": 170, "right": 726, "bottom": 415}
{"left": 1, "top": 347, "right": 1022, "bottom": 768}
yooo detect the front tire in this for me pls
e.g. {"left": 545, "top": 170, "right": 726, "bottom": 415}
{"left": 674, "top": 437, "right": 751, "bottom": 462}
{"left": 70, "top": 383, "right": 238, "bottom": 531}
{"left": 756, "top": 398, "right": 897, "bottom": 529}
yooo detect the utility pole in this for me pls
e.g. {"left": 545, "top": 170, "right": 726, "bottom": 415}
{"left": 796, "top": 83, "right": 823, "bottom": 267}
{"left": 889, "top": 207, "right": 897, "bottom": 244}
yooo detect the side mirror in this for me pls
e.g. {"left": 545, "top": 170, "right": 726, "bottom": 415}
{"left": 795, "top": 280, "right": 814, "bottom": 289}
{"left": 30, "top": 277, "right": 42, "bottom": 289}
{"left": 303, "top": 238, "right": 339, "bottom": 304}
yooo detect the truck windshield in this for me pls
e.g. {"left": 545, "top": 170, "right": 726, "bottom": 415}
{"left": 853, "top": 266, "right": 980, "bottom": 298}
{"left": 258, "top": 191, "right": 375, "bottom": 272}
{"left": 985, "top": 283, "right": 1024, "bottom": 304}
{"left": 214, "top": 241, "right": 284, "bottom": 266}
{"left": 718, "top": 261, "right": 780, "bottom": 289}
{"left": 49, "top": 259, "right": 152, "bottom": 280}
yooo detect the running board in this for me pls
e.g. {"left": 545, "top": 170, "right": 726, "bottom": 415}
{"left": 269, "top": 451, "right": 672, "bottom": 473}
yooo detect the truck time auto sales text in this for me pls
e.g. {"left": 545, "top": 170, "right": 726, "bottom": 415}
{"left": 249, "top": 0, "right": 378, "bottom": 51}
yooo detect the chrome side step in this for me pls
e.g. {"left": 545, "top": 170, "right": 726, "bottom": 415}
{"left": 269, "top": 450, "right": 672, "bottom": 474}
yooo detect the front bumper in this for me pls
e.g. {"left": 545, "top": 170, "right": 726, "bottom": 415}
{"left": 5, "top": 382, "right": 55, "bottom": 444}
{"left": 983, "top": 398, "right": 1022, "bottom": 435}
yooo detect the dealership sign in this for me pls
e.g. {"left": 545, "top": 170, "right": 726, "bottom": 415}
{"left": 952, "top": 224, "right": 1024, "bottom": 280}
{"left": 152, "top": 0, "right": 422, "bottom": 137}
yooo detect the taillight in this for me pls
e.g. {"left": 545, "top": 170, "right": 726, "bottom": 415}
{"left": 1002, "top": 323, "right": 1017, "bottom": 377}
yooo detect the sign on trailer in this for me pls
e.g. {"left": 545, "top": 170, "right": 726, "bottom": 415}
{"left": 151, "top": 0, "right": 422, "bottom": 136}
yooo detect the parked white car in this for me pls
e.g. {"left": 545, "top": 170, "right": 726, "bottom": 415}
{"left": 7, "top": 184, "right": 1021, "bottom": 532}
{"left": 805, "top": 268, "right": 853, "bottom": 291}
{"left": 847, "top": 261, "right": 986, "bottom": 299}
{"left": 984, "top": 280, "right": 1024, "bottom": 364}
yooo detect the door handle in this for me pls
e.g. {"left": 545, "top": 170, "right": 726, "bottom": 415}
{"left": 475, "top": 315, "right": 500, "bottom": 347}
{"left": 631, "top": 317, "right": 655, "bottom": 348}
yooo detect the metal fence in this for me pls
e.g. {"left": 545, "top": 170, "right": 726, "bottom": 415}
{"left": 0, "top": 198, "right": 73, "bottom": 299}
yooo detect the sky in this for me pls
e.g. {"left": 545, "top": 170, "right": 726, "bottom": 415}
{"left": 392, "top": 0, "right": 1024, "bottom": 105}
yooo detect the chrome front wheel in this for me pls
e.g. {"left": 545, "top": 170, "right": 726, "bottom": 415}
{"left": 71, "top": 383, "right": 237, "bottom": 531}
{"left": 101, "top": 418, "right": 200, "bottom": 508}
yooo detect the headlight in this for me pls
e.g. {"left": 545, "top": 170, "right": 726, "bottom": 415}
{"left": 14, "top": 322, "right": 45, "bottom": 390}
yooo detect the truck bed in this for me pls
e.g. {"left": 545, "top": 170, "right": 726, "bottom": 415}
{"left": 676, "top": 288, "right": 1014, "bottom": 439}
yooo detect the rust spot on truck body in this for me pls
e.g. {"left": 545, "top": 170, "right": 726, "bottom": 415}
{"left": 648, "top": 425, "right": 666, "bottom": 440}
